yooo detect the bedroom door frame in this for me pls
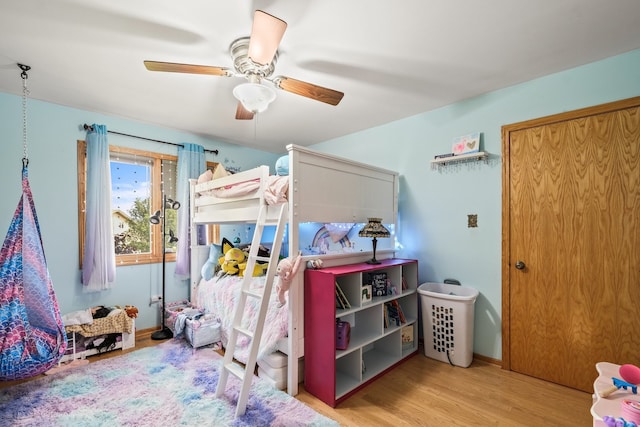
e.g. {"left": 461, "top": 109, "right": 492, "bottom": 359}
{"left": 501, "top": 96, "right": 640, "bottom": 390}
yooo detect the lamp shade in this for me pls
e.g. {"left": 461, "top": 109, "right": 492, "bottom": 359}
{"left": 233, "top": 82, "right": 276, "bottom": 113}
{"left": 359, "top": 218, "right": 390, "bottom": 264}
{"left": 359, "top": 218, "right": 390, "bottom": 238}
{"left": 166, "top": 198, "right": 180, "bottom": 210}
{"left": 149, "top": 210, "right": 161, "bottom": 225}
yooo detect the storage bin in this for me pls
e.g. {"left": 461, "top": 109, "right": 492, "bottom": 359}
{"left": 164, "top": 300, "right": 196, "bottom": 335}
{"left": 257, "top": 355, "right": 304, "bottom": 391}
{"left": 184, "top": 315, "right": 221, "bottom": 349}
{"left": 259, "top": 350, "right": 288, "bottom": 369}
{"left": 418, "top": 282, "right": 478, "bottom": 367}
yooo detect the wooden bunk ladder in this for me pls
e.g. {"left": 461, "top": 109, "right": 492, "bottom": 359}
{"left": 214, "top": 202, "right": 288, "bottom": 417}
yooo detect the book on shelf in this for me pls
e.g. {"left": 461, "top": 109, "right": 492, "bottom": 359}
{"left": 335, "top": 286, "right": 345, "bottom": 309}
{"left": 401, "top": 275, "right": 407, "bottom": 291}
{"left": 383, "top": 305, "right": 388, "bottom": 328}
{"left": 361, "top": 284, "right": 372, "bottom": 303}
{"left": 386, "top": 303, "right": 401, "bottom": 326}
{"left": 384, "top": 299, "right": 406, "bottom": 327}
{"left": 335, "top": 281, "right": 351, "bottom": 309}
{"left": 368, "top": 272, "right": 387, "bottom": 297}
{"left": 401, "top": 324, "right": 414, "bottom": 349}
{"left": 391, "top": 299, "right": 406, "bottom": 323}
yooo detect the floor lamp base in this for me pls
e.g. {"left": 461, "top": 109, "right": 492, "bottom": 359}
{"left": 151, "top": 326, "right": 174, "bottom": 341}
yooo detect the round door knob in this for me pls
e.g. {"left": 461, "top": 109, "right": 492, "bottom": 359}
{"left": 515, "top": 260, "right": 526, "bottom": 270}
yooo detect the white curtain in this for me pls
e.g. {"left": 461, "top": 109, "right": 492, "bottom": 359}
{"left": 174, "top": 143, "right": 205, "bottom": 278}
{"left": 82, "top": 124, "right": 116, "bottom": 290}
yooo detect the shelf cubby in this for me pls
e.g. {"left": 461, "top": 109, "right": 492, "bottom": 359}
{"left": 305, "top": 258, "right": 419, "bottom": 407}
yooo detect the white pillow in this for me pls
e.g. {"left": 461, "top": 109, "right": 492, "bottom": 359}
{"left": 211, "top": 163, "right": 229, "bottom": 179}
{"left": 197, "top": 169, "right": 213, "bottom": 184}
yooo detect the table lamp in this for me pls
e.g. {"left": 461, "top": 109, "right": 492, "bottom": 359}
{"left": 359, "top": 218, "right": 390, "bottom": 264}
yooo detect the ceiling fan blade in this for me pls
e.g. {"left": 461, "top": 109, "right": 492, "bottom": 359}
{"left": 247, "top": 10, "right": 287, "bottom": 65}
{"left": 274, "top": 76, "right": 344, "bottom": 106}
{"left": 235, "top": 102, "right": 255, "bottom": 120}
{"left": 144, "top": 60, "right": 231, "bottom": 76}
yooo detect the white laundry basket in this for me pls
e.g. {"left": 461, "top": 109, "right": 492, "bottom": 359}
{"left": 418, "top": 282, "right": 479, "bottom": 367}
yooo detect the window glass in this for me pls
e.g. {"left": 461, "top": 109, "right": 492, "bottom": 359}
{"left": 78, "top": 141, "right": 218, "bottom": 267}
{"left": 78, "top": 141, "right": 179, "bottom": 267}
{"left": 110, "top": 155, "right": 153, "bottom": 255}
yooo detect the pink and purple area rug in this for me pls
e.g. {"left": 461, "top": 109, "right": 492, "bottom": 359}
{"left": 0, "top": 339, "right": 338, "bottom": 427}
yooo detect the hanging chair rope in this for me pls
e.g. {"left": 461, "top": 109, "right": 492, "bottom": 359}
{"left": 20, "top": 63, "right": 30, "bottom": 164}
{"left": 0, "top": 64, "right": 67, "bottom": 380}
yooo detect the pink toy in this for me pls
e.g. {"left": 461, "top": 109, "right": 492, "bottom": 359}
{"left": 621, "top": 364, "right": 640, "bottom": 384}
{"left": 275, "top": 252, "right": 302, "bottom": 307}
{"left": 600, "top": 364, "right": 640, "bottom": 398}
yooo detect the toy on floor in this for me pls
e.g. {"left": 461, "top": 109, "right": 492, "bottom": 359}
{"left": 600, "top": 364, "right": 640, "bottom": 398}
{"left": 602, "top": 416, "right": 638, "bottom": 427}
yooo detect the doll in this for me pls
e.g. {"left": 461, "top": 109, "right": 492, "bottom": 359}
{"left": 275, "top": 252, "right": 302, "bottom": 307}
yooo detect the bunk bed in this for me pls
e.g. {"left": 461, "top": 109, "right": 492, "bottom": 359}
{"left": 189, "top": 144, "right": 399, "bottom": 396}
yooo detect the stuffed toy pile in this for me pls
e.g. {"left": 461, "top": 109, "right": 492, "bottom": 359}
{"left": 217, "top": 237, "right": 270, "bottom": 277}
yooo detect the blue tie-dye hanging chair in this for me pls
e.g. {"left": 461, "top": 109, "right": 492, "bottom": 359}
{"left": 0, "top": 65, "right": 66, "bottom": 380}
{"left": 0, "top": 162, "right": 67, "bottom": 380}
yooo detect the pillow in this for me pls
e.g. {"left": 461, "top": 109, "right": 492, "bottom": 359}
{"left": 107, "top": 308, "right": 124, "bottom": 317}
{"left": 62, "top": 309, "right": 93, "bottom": 326}
{"left": 197, "top": 163, "right": 229, "bottom": 185}
{"left": 211, "top": 163, "right": 229, "bottom": 180}
{"left": 275, "top": 155, "right": 289, "bottom": 176}
{"left": 197, "top": 169, "right": 213, "bottom": 184}
{"left": 201, "top": 243, "right": 222, "bottom": 280}
{"left": 324, "top": 223, "right": 354, "bottom": 243}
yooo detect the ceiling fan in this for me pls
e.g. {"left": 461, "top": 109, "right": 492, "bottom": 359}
{"left": 144, "top": 10, "right": 344, "bottom": 120}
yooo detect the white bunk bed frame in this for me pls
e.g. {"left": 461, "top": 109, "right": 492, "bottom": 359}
{"left": 189, "top": 144, "right": 399, "bottom": 396}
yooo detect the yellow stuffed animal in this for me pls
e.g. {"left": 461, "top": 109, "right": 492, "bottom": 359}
{"left": 239, "top": 260, "right": 269, "bottom": 277}
{"left": 218, "top": 238, "right": 246, "bottom": 276}
{"left": 217, "top": 238, "right": 269, "bottom": 277}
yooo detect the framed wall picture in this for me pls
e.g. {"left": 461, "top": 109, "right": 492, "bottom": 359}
{"left": 452, "top": 132, "right": 480, "bottom": 155}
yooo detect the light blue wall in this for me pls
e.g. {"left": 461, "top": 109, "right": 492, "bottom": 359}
{"left": 2, "top": 49, "right": 638, "bottom": 358}
{"left": 310, "top": 48, "right": 640, "bottom": 360}
{"left": 0, "top": 95, "right": 279, "bottom": 330}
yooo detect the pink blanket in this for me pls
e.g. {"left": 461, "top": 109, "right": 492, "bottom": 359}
{"left": 195, "top": 275, "right": 288, "bottom": 362}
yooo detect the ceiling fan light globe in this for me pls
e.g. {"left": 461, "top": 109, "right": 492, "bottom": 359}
{"left": 233, "top": 82, "right": 276, "bottom": 113}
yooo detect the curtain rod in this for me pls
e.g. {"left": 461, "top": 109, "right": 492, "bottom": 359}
{"left": 82, "top": 124, "right": 218, "bottom": 155}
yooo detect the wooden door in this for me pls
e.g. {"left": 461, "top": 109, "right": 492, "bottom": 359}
{"left": 502, "top": 97, "right": 640, "bottom": 392}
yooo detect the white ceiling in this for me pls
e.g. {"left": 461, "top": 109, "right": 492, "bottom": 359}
{"left": 1, "top": 0, "right": 639, "bottom": 153}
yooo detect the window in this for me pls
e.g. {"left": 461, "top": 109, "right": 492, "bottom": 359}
{"left": 77, "top": 141, "right": 178, "bottom": 267}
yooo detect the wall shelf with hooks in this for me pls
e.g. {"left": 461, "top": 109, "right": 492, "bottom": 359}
{"left": 430, "top": 151, "right": 489, "bottom": 169}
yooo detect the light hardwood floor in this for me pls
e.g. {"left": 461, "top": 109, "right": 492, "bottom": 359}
{"left": 1, "top": 330, "right": 594, "bottom": 426}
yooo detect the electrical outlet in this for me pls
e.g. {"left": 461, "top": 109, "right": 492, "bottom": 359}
{"left": 150, "top": 295, "right": 162, "bottom": 303}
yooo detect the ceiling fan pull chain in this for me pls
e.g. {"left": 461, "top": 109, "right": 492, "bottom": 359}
{"left": 18, "top": 63, "right": 31, "bottom": 166}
